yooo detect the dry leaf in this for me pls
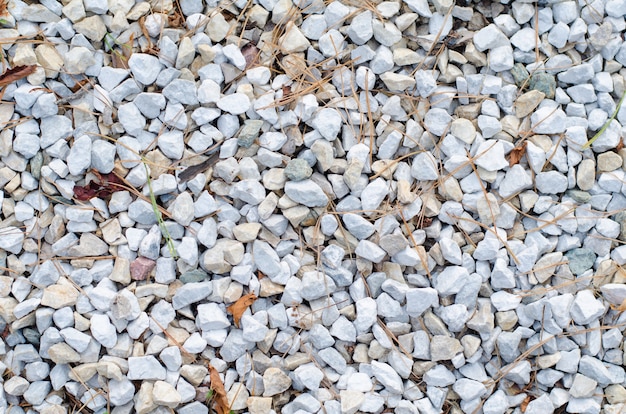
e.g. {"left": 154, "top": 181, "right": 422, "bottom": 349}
{"left": 616, "top": 137, "right": 624, "bottom": 152}
{"left": 0, "top": 65, "right": 37, "bottom": 87}
{"left": 520, "top": 395, "right": 532, "bottom": 412}
{"left": 610, "top": 298, "right": 626, "bottom": 312}
{"left": 508, "top": 141, "right": 527, "bottom": 167}
{"left": 241, "top": 43, "right": 260, "bottom": 69}
{"left": 227, "top": 293, "right": 258, "bottom": 327}
{"left": 70, "top": 79, "right": 90, "bottom": 93}
{"left": 209, "top": 365, "right": 231, "bottom": 414}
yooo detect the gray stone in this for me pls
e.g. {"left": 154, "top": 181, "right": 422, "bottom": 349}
{"left": 0, "top": 226, "right": 24, "bottom": 254}
{"left": 284, "top": 158, "right": 312, "bottom": 181}
{"left": 128, "top": 54, "right": 163, "bottom": 85}
{"left": 430, "top": 336, "right": 463, "bottom": 361}
{"left": 284, "top": 179, "right": 329, "bottom": 207}
{"left": 163, "top": 79, "right": 198, "bottom": 105}
{"left": 535, "top": 171, "right": 568, "bottom": 194}
{"left": 566, "top": 248, "right": 595, "bottom": 276}
{"left": 172, "top": 281, "right": 213, "bottom": 310}
{"left": 570, "top": 290, "right": 605, "bottom": 325}
{"left": 312, "top": 108, "right": 342, "bottom": 140}
{"left": 134, "top": 93, "right": 166, "bottom": 119}
{"left": 128, "top": 356, "right": 166, "bottom": 381}
{"left": 371, "top": 361, "right": 403, "bottom": 394}
{"left": 529, "top": 73, "right": 556, "bottom": 99}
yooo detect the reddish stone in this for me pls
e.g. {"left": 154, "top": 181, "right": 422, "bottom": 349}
{"left": 130, "top": 256, "right": 156, "bottom": 281}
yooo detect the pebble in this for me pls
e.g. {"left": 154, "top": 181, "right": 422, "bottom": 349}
{"left": 312, "top": 108, "right": 342, "bottom": 140}
{"left": 217, "top": 93, "right": 251, "bottom": 115}
{"left": 1, "top": 2, "right": 624, "bottom": 413}
{"left": 128, "top": 54, "right": 163, "bottom": 85}
{"left": 284, "top": 180, "right": 329, "bottom": 207}
{"left": 263, "top": 367, "right": 292, "bottom": 397}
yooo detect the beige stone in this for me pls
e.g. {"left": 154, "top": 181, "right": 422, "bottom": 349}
{"left": 279, "top": 22, "right": 310, "bottom": 53}
{"left": 13, "top": 44, "right": 37, "bottom": 66}
{"left": 152, "top": 380, "right": 182, "bottom": 408}
{"left": 35, "top": 44, "right": 64, "bottom": 78}
{"left": 206, "top": 13, "right": 230, "bottom": 43}
{"left": 74, "top": 15, "right": 107, "bottom": 41}
{"left": 495, "top": 311, "right": 518, "bottom": 331}
{"left": 450, "top": 118, "right": 476, "bottom": 143}
{"left": 41, "top": 281, "right": 79, "bottom": 309}
{"left": 515, "top": 90, "right": 545, "bottom": 118}
{"left": 597, "top": 151, "right": 623, "bottom": 172}
{"left": 135, "top": 382, "right": 156, "bottom": 414}
{"left": 48, "top": 343, "right": 81, "bottom": 364}
{"left": 247, "top": 397, "right": 273, "bottom": 414}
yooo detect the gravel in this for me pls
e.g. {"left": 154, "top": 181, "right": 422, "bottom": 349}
{"left": 2, "top": 1, "right": 626, "bottom": 413}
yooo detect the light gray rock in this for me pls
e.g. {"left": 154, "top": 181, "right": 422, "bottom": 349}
{"left": 128, "top": 355, "right": 166, "bottom": 380}
{"left": 217, "top": 93, "right": 251, "bottom": 115}
{"left": 91, "top": 140, "right": 116, "bottom": 173}
{"left": 355, "top": 240, "right": 386, "bottom": 263}
{"left": 284, "top": 179, "right": 329, "bottom": 207}
{"left": 134, "top": 93, "right": 166, "bottom": 119}
{"left": 371, "top": 361, "right": 403, "bottom": 394}
{"left": 570, "top": 290, "right": 605, "bottom": 325}
{"left": 128, "top": 54, "right": 163, "bottom": 85}
{"left": 0, "top": 226, "right": 24, "bottom": 254}
{"left": 172, "top": 281, "right": 213, "bottom": 310}
{"left": 312, "top": 108, "right": 342, "bottom": 140}
{"left": 424, "top": 108, "right": 452, "bottom": 136}
{"left": 406, "top": 288, "right": 438, "bottom": 317}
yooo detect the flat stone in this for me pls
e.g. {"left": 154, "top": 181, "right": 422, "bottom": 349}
{"left": 128, "top": 356, "right": 166, "bottom": 381}
{"left": 430, "top": 336, "right": 463, "bottom": 361}
{"left": 284, "top": 179, "right": 329, "bottom": 207}
{"left": 371, "top": 361, "right": 403, "bottom": 394}
{"left": 128, "top": 54, "right": 163, "bottom": 85}
{"left": 263, "top": 367, "right": 291, "bottom": 397}
{"left": 515, "top": 90, "right": 545, "bottom": 118}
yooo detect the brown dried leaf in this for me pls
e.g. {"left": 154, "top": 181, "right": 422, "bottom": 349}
{"left": 508, "top": 141, "right": 527, "bottom": 167}
{"left": 0, "top": 65, "right": 37, "bottom": 87}
{"left": 209, "top": 365, "right": 230, "bottom": 414}
{"left": 123, "top": 33, "right": 134, "bottom": 60}
{"left": 226, "top": 293, "right": 258, "bottom": 327}
{"left": 610, "top": 298, "right": 626, "bottom": 312}
{"left": 241, "top": 43, "right": 259, "bottom": 69}
{"left": 520, "top": 395, "right": 532, "bottom": 412}
{"left": 616, "top": 137, "right": 624, "bottom": 152}
{"left": 70, "top": 79, "right": 90, "bottom": 93}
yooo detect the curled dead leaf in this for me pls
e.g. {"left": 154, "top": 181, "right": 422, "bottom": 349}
{"left": 0, "top": 65, "right": 37, "bottom": 87}
{"left": 226, "top": 293, "right": 258, "bottom": 327}
{"left": 508, "top": 141, "right": 527, "bottom": 167}
{"left": 209, "top": 365, "right": 230, "bottom": 414}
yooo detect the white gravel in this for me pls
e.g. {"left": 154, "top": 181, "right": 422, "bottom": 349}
{"left": 1, "top": 0, "right": 626, "bottom": 414}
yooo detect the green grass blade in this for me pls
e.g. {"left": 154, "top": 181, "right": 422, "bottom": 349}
{"left": 582, "top": 90, "right": 626, "bottom": 150}
{"left": 143, "top": 161, "right": 178, "bottom": 258}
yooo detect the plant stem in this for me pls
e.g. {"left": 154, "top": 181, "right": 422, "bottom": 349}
{"left": 582, "top": 90, "right": 626, "bottom": 150}
{"left": 143, "top": 161, "right": 178, "bottom": 258}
